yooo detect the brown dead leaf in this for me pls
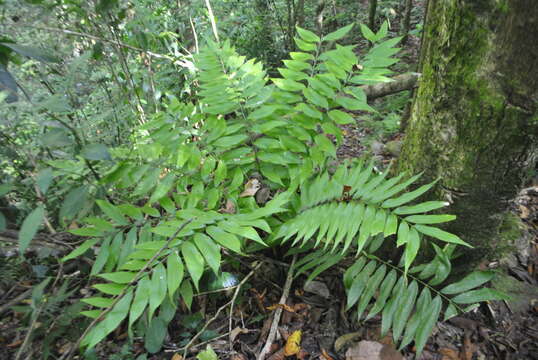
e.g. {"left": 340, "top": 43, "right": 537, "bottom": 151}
{"left": 334, "top": 332, "right": 361, "bottom": 352}
{"left": 438, "top": 347, "right": 459, "bottom": 360}
{"left": 345, "top": 341, "right": 404, "bottom": 360}
{"left": 267, "top": 348, "right": 285, "bottom": 360}
{"left": 171, "top": 353, "right": 183, "bottom": 360}
{"left": 297, "top": 349, "right": 309, "bottom": 360}
{"left": 220, "top": 199, "right": 236, "bottom": 214}
{"left": 461, "top": 332, "right": 476, "bottom": 360}
{"left": 231, "top": 354, "right": 248, "bottom": 360}
{"left": 240, "top": 178, "right": 261, "bottom": 197}
{"left": 284, "top": 330, "right": 302, "bottom": 356}
{"left": 267, "top": 303, "right": 295, "bottom": 313}
{"left": 320, "top": 348, "right": 334, "bottom": 360}
{"left": 230, "top": 327, "right": 249, "bottom": 342}
{"left": 7, "top": 339, "right": 23, "bottom": 348}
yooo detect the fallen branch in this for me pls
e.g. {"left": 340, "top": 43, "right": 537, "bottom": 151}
{"left": 0, "top": 230, "right": 73, "bottom": 257}
{"left": 360, "top": 72, "right": 420, "bottom": 100}
{"left": 257, "top": 255, "right": 297, "bottom": 360}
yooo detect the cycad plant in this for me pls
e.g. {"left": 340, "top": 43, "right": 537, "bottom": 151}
{"left": 61, "top": 22, "right": 507, "bottom": 356}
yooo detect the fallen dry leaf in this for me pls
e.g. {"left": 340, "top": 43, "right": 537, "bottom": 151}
{"left": 284, "top": 330, "right": 302, "bottom": 356}
{"left": 438, "top": 347, "right": 459, "bottom": 360}
{"left": 345, "top": 340, "right": 404, "bottom": 360}
{"left": 240, "top": 178, "right": 261, "bottom": 197}
{"left": 461, "top": 332, "right": 476, "bottom": 360}
{"left": 230, "top": 326, "right": 249, "bottom": 342}
{"left": 320, "top": 348, "right": 334, "bottom": 360}
{"left": 171, "top": 353, "right": 183, "bottom": 360}
{"left": 7, "top": 339, "right": 23, "bottom": 348}
{"left": 220, "top": 199, "right": 236, "bottom": 214}
{"left": 267, "top": 303, "right": 295, "bottom": 313}
{"left": 334, "top": 332, "right": 361, "bottom": 353}
{"left": 231, "top": 354, "right": 248, "bottom": 360}
{"left": 267, "top": 348, "right": 285, "bottom": 360}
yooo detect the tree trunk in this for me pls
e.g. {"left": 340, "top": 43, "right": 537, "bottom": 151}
{"left": 295, "top": 0, "right": 305, "bottom": 28}
{"left": 400, "top": 0, "right": 413, "bottom": 44}
{"left": 368, "top": 0, "right": 377, "bottom": 32}
{"left": 398, "top": 1, "right": 538, "bottom": 261}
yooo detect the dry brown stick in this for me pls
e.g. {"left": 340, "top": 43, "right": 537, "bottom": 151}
{"left": 361, "top": 72, "right": 421, "bottom": 99}
{"left": 256, "top": 255, "right": 297, "bottom": 360}
{"left": 229, "top": 261, "right": 263, "bottom": 351}
{"left": 65, "top": 218, "right": 194, "bottom": 360}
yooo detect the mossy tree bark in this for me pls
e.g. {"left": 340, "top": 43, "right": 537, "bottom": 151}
{"left": 398, "top": 0, "right": 538, "bottom": 261}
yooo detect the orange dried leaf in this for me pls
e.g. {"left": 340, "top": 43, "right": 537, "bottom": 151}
{"left": 320, "top": 348, "right": 334, "bottom": 360}
{"left": 171, "top": 353, "right": 183, "bottom": 360}
{"left": 266, "top": 303, "right": 295, "bottom": 312}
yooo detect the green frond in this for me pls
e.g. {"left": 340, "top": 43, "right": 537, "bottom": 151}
{"left": 343, "top": 256, "right": 509, "bottom": 356}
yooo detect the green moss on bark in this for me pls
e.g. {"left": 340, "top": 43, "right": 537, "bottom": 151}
{"left": 397, "top": 0, "right": 538, "bottom": 264}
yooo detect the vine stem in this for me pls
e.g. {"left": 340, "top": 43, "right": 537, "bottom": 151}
{"left": 64, "top": 218, "right": 194, "bottom": 360}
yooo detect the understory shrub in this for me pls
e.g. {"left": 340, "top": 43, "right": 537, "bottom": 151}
{"left": 56, "top": 23, "right": 507, "bottom": 356}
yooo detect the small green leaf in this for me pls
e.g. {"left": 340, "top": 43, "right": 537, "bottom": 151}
{"left": 93, "top": 283, "right": 126, "bottom": 296}
{"left": 81, "top": 290, "right": 133, "bottom": 350}
{"left": 81, "top": 143, "right": 111, "bottom": 161}
{"left": 394, "top": 201, "right": 448, "bottom": 215}
{"left": 130, "top": 276, "right": 151, "bottom": 327}
{"left": 82, "top": 296, "right": 114, "bottom": 308}
{"left": 181, "top": 241, "right": 205, "bottom": 290}
{"left": 19, "top": 205, "right": 44, "bottom": 255}
{"left": 36, "top": 168, "right": 54, "bottom": 194}
{"left": 415, "top": 225, "right": 472, "bottom": 247}
{"left": 396, "top": 221, "right": 409, "bottom": 247}
{"left": 193, "top": 233, "right": 221, "bottom": 275}
{"left": 167, "top": 251, "right": 184, "bottom": 299}
{"left": 62, "top": 238, "right": 99, "bottom": 262}
{"left": 98, "top": 271, "right": 135, "bottom": 284}
{"left": 322, "top": 23, "right": 354, "bottom": 42}
{"left": 197, "top": 345, "right": 218, "bottom": 360}
{"left": 346, "top": 260, "right": 376, "bottom": 309}
{"left": 405, "top": 215, "right": 456, "bottom": 224}
{"left": 414, "top": 295, "right": 442, "bottom": 357}
{"left": 96, "top": 199, "right": 129, "bottom": 226}
{"left": 392, "top": 280, "right": 418, "bottom": 342}
{"left": 149, "top": 263, "right": 167, "bottom": 319}
{"left": 145, "top": 317, "right": 167, "bottom": 353}
{"left": 441, "top": 271, "right": 495, "bottom": 295}
{"left": 294, "top": 37, "right": 317, "bottom": 51}
{"left": 296, "top": 26, "right": 321, "bottom": 43}
{"left": 328, "top": 110, "right": 354, "bottom": 125}
{"left": 360, "top": 23, "right": 377, "bottom": 42}
{"left": 451, "top": 288, "right": 509, "bottom": 304}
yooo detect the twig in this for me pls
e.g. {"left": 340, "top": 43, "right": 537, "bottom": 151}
{"left": 23, "top": 25, "right": 177, "bottom": 61}
{"left": 0, "top": 288, "right": 32, "bottom": 315}
{"left": 204, "top": 0, "right": 220, "bottom": 43}
{"left": 229, "top": 261, "right": 263, "bottom": 351}
{"left": 257, "top": 255, "right": 297, "bottom": 360}
{"left": 65, "top": 218, "right": 194, "bottom": 360}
